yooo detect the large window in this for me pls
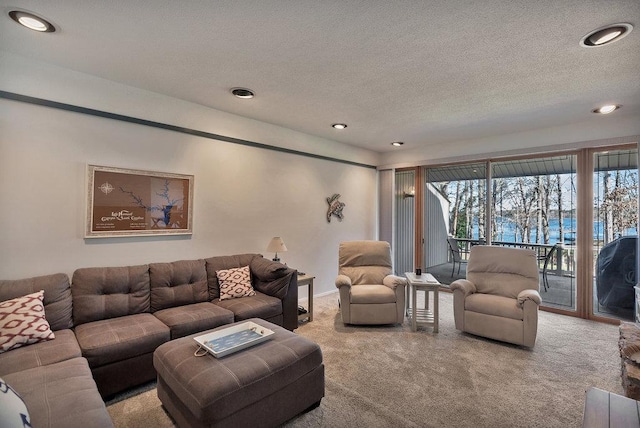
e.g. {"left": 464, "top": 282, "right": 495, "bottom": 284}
{"left": 592, "top": 149, "right": 639, "bottom": 321}
{"left": 394, "top": 144, "right": 639, "bottom": 321}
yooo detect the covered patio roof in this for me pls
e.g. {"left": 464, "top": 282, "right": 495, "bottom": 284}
{"left": 425, "top": 150, "right": 637, "bottom": 182}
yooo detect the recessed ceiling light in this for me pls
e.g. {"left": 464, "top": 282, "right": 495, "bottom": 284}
{"left": 8, "top": 10, "right": 55, "bottom": 32}
{"left": 592, "top": 104, "right": 620, "bottom": 114}
{"left": 580, "top": 23, "right": 633, "bottom": 47}
{"left": 231, "top": 88, "right": 255, "bottom": 99}
{"left": 391, "top": 142, "right": 404, "bottom": 147}
{"left": 331, "top": 123, "right": 347, "bottom": 130}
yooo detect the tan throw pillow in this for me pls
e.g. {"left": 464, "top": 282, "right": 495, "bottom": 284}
{"left": 216, "top": 266, "right": 256, "bottom": 301}
{"left": 0, "top": 290, "right": 55, "bottom": 354}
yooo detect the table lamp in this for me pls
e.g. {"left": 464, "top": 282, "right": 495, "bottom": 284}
{"left": 266, "top": 237, "right": 287, "bottom": 262}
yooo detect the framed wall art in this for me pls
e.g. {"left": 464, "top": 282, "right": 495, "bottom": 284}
{"left": 86, "top": 165, "right": 194, "bottom": 238}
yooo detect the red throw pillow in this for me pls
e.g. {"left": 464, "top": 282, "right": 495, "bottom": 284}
{"left": 0, "top": 290, "right": 55, "bottom": 353}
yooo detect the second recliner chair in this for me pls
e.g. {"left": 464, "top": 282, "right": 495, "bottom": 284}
{"left": 450, "top": 245, "right": 541, "bottom": 347}
{"left": 335, "top": 240, "right": 406, "bottom": 325}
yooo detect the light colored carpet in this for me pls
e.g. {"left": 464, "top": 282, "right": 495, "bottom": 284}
{"left": 106, "top": 291, "right": 623, "bottom": 427}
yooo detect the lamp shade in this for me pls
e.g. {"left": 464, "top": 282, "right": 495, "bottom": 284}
{"left": 266, "top": 237, "right": 288, "bottom": 253}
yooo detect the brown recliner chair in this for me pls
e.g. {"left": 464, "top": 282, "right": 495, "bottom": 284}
{"left": 450, "top": 245, "right": 541, "bottom": 347}
{"left": 335, "top": 241, "right": 406, "bottom": 325}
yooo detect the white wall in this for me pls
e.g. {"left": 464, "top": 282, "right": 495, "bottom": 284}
{"left": 0, "top": 52, "right": 378, "bottom": 295}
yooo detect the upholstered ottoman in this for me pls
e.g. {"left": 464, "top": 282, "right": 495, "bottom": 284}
{"left": 153, "top": 318, "right": 324, "bottom": 428}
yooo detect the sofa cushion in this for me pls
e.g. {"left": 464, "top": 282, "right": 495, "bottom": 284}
{"left": 3, "top": 357, "right": 114, "bottom": 428}
{"left": 0, "top": 329, "right": 80, "bottom": 377}
{"left": 214, "top": 291, "right": 281, "bottom": 321}
{"left": 217, "top": 266, "right": 256, "bottom": 301}
{"left": 74, "top": 313, "right": 169, "bottom": 368}
{"left": 149, "top": 259, "right": 208, "bottom": 312}
{"left": 250, "top": 257, "right": 292, "bottom": 299}
{"left": 205, "top": 254, "right": 260, "bottom": 299}
{"left": 72, "top": 265, "right": 150, "bottom": 325}
{"left": 0, "top": 273, "right": 73, "bottom": 331}
{"left": 0, "top": 377, "right": 30, "bottom": 428}
{"left": 0, "top": 291, "right": 55, "bottom": 354}
{"left": 465, "top": 293, "right": 523, "bottom": 320}
{"left": 153, "top": 302, "right": 234, "bottom": 339}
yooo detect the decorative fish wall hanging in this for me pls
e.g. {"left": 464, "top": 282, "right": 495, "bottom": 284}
{"left": 326, "top": 194, "right": 345, "bottom": 222}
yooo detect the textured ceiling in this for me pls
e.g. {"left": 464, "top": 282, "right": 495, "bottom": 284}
{"left": 1, "top": 0, "right": 639, "bottom": 153}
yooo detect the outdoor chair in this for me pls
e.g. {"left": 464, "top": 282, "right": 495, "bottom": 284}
{"left": 335, "top": 240, "right": 406, "bottom": 325}
{"left": 447, "top": 237, "right": 468, "bottom": 277}
{"left": 540, "top": 243, "right": 562, "bottom": 292}
{"left": 450, "top": 245, "right": 541, "bottom": 347}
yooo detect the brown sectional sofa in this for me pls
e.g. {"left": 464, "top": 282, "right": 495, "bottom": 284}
{"left": 0, "top": 273, "right": 114, "bottom": 427}
{"left": 0, "top": 254, "right": 298, "bottom": 427}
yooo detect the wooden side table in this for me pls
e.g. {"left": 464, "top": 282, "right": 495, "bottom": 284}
{"left": 405, "top": 272, "right": 440, "bottom": 333}
{"left": 297, "top": 274, "right": 314, "bottom": 322}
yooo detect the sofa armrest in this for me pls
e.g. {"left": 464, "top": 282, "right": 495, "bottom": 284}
{"left": 249, "top": 257, "right": 298, "bottom": 331}
{"left": 450, "top": 279, "right": 476, "bottom": 296}
{"left": 335, "top": 274, "right": 352, "bottom": 289}
{"left": 451, "top": 279, "right": 475, "bottom": 331}
{"left": 279, "top": 269, "right": 298, "bottom": 331}
{"left": 517, "top": 289, "right": 541, "bottom": 307}
{"left": 383, "top": 275, "right": 407, "bottom": 290}
{"left": 250, "top": 257, "right": 291, "bottom": 298}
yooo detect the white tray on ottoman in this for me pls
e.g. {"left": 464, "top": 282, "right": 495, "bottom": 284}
{"left": 194, "top": 321, "right": 274, "bottom": 358}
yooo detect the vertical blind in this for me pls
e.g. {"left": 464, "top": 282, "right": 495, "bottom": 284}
{"left": 395, "top": 170, "right": 415, "bottom": 275}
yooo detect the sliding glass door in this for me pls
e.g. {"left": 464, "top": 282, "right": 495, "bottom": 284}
{"left": 422, "top": 154, "right": 578, "bottom": 313}
{"left": 491, "top": 155, "right": 577, "bottom": 312}
{"left": 592, "top": 148, "right": 639, "bottom": 321}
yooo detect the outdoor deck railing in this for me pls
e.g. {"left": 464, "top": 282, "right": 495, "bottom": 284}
{"left": 453, "top": 238, "right": 574, "bottom": 277}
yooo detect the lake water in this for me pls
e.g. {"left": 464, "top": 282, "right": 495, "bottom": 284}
{"left": 477, "top": 217, "right": 637, "bottom": 244}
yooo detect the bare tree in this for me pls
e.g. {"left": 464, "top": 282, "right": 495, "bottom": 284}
{"left": 477, "top": 179, "right": 485, "bottom": 239}
{"left": 612, "top": 170, "right": 638, "bottom": 238}
{"left": 450, "top": 181, "right": 462, "bottom": 236}
{"left": 491, "top": 179, "right": 501, "bottom": 241}
{"left": 556, "top": 174, "right": 564, "bottom": 243}
{"left": 535, "top": 176, "right": 543, "bottom": 244}
{"left": 542, "top": 176, "right": 551, "bottom": 244}
{"left": 463, "top": 181, "right": 473, "bottom": 238}
{"left": 512, "top": 177, "right": 537, "bottom": 243}
{"left": 603, "top": 172, "right": 614, "bottom": 243}
{"left": 599, "top": 169, "right": 639, "bottom": 243}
